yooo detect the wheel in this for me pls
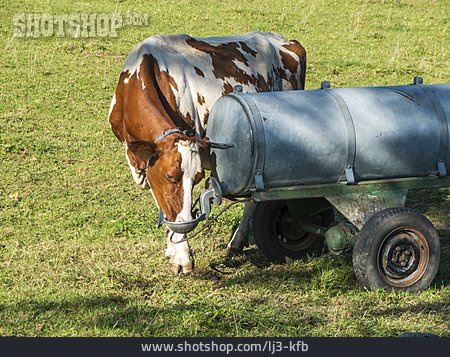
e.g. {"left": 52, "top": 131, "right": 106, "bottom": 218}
{"left": 252, "top": 200, "right": 334, "bottom": 263}
{"left": 352, "top": 207, "right": 440, "bottom": 292}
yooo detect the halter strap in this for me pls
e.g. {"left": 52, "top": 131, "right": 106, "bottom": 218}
{"left": 154, "top": 128, "right": 184, "bottom": 143}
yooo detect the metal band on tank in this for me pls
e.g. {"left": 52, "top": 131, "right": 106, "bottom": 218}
{"left": 323, "top": 90, "right": 357, "bottom": 184}
{"left": 229, "top": 93, "right": 267, "bottom": 192}
{"left": 242, "top": 95, "right": 267, "bottom": 191}
{"left": 417, "top": 85, "right": 448, "bottom": 177}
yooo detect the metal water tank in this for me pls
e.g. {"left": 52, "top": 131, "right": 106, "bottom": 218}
{"left": 206, "top": 83, "right": 450, "bottom": 196}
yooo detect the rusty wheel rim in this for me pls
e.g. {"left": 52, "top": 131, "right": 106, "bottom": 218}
{"left": 377, "top": 227, "right": 430, "bottom": 288}
{"left": 275, "top": 205, "right": 321, "bottom": 251}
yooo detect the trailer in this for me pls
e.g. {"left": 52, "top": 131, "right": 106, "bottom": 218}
{"left": 167, "top": 77, "right": 450, "bottom": 292}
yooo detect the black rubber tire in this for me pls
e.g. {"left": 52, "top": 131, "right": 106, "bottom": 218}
{"left": 352, "top": 207, "right": 440, "bottom": 293}
{"left": 252, "top": 200, "right": 334, "bottom": 263}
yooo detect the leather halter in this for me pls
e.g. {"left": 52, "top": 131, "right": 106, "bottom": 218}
{"left": 145, "top": 128, "right": 185, "bottom": 172}
{"left": 148, "top": 127, "right": 196, "bottom": 170}
{"left": 154, "top": 128, "right": 185, "bottom": 143}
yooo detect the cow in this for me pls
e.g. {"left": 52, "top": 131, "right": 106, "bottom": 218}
{"left": 108, "top": 32, "right": 306, "bottom": 274}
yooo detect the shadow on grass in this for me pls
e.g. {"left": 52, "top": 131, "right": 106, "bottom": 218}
{"left": 436, "top": 230, "right": 450, "bottom": 286}
{"left": 205, "top": 246, "right": 358, "bottom": 294}
{"left": 1, "top": 243, "right": 447, "bottom": 336}
{"left": 211, "top": 233, "right": 449, "bottom": 289}
{"left": 371, "top": 300, "right": 450, "bottom": 322}
{"left": 407, "top": 189, "right": 449, "bottom": 214}
{"left": 0, "top": 294, "right": 323, "bottom": 336}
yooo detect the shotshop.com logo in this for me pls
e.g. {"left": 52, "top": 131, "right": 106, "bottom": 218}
{"left": 13, "top": 13, "right": 149, "bottom": 38}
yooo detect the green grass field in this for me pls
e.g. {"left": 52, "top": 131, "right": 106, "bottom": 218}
{"left": 0, "top": 0, "right": 449, "bottom": 336}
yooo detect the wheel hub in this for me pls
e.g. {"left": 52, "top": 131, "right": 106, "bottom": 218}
{"left": 275, "top": 207, "right": 321, "bottom": 251}
{"left": 378, "top": 228, "right": 429, "bottom": 288}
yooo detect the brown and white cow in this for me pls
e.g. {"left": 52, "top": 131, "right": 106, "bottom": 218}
{"left": 108, "top": 32, "right": 306, "bottom": 274}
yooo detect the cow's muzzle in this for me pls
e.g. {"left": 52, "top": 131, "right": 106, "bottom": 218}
{"left": 164, "top": 177, "right": 222, "bottom": 234}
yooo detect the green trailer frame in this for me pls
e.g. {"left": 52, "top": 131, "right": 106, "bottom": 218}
{"left": 252, "top": 176, "right": 450, "bottom": 202}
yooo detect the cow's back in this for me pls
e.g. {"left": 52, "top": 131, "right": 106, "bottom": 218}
{"left": 115, "top": 32, "right": 306, "bottom": 136}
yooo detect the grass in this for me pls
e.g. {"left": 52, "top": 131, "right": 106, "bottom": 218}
{"left": 0, "top": 0, "right": 449, "bottom": 336}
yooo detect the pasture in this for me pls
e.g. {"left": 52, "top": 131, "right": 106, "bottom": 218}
{"left": 0, "top": 0, "right": 449, "bottom": 336}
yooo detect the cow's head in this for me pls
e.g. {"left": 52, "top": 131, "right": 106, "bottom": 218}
{"left": 126, "top": 134, "right": 206, "bottom": 223}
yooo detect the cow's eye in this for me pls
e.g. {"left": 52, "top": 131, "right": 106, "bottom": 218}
{"left": 165, "top": 170, "right": 182, "bottom": 183}
{"left": 165, "top": 172, "right": 177, "bottom": 183}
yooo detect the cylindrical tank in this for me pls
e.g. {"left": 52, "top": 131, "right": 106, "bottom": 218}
{"left": 206, "top": 83, "right": 450, "bottom": 196}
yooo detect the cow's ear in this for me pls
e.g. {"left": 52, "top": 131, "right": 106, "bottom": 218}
{"left": 127, "top": 140, "right": 159, "bottom": 170}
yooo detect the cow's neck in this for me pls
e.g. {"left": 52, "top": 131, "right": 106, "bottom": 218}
{"left": 142, "top": 54, "right": 193, "bottom": 133}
